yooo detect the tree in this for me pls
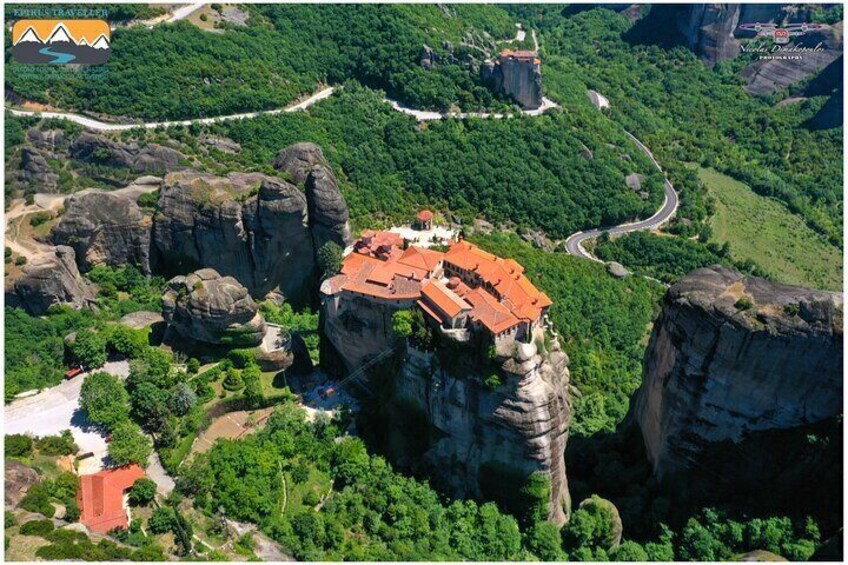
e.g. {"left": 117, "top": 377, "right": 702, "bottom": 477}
{"left": 130, "top": 381, "right": 169, "bottom": 431}
{"left": 80, "top": 372, "right": 130, "bottom": 428}
{"left": 71, "top": 329, "right": 107, "bottom": 369}
{"left": 148, "top": 507, "right": 176, "bottom": 534}
{"left": 169, "top": 382, "right": 197, "bottom": 416}
{"left": 242, "top": 365, "right": 264, "bottom": 408}
{"left": 392, "top": 310, "right": 413, "bottom": 340}
{"left": 106, "top": 326, "right": 148, "bottom": 358}
{"left": 108, "top": 421, "right": 152, "bottom": 466}
{"left": 526, "top": 521, "right": 565, "bottom": 561}
{"left": 186, "top": 358, "right": 201, "bottom": 374}
{"left": 129, "top": 478, "right": 157, "bottom": 506}
{"left": 222, "top": 368, "right": 244, "bottom": 391}
{"left": 316, "top": 241, "right": 343, "bottom": 276}
{"left": 611, "top": 540, "right": 648, "bottom": 561}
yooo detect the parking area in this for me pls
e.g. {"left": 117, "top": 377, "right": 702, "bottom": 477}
{"left": 4, "top": 360, "right": 130, "bottom": 474}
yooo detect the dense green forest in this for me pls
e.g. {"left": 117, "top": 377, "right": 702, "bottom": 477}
{"left": 520, "top": 6, "right": 843, "bottom": 247}
{"left": 5, "top": 5, "right": 519, "bottom": 119}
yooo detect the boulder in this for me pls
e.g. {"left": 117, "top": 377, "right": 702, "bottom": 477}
{"left": 69, "top": 132, "right": 185, "bottom": 173}
{"left": 13, "top": 246, "right": 95, "bottom": 315}
{"left": 26, "top": 128, "right": 66, "bottom": 151}
{"left": 606, "top": 261, "right": 630, "bottom": 278}
{"left": 52, "top": 191, "right": 152, "bottom": 274}
{"left": 625, "top": 173, "right": 644, "bottom": 191}
{"left": 5, "top": 461, "right": 39, "bottom": 508}
{"left": 162, "top": 268, "right": 266, "bottom": 346}
{"left": 152, "top": 170, "right": 317, "bottom": 300}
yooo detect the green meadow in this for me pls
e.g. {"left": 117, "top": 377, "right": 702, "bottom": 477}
{"left": 700, "top": 167, "right": 842, "bottom": 291}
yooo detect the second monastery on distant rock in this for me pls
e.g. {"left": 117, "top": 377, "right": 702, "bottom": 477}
{"left": 321, "top": 212, "right": 552, "bottom": 345}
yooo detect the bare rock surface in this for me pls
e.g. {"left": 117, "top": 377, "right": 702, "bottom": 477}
{"left": 633, "top": 265, "right": 843, "bottom": 480}
{"left": 70, "top": 132, "right": 185, "bottom": 173}
{"left": 52, "top": 191, "right": 152, "bottom": 274}
{"left": 741, "top": 23, "right": 843, "bottom": 95}
{"left": 305, "top": 165, "right": 353, "bottom": 250}
{"left": 272, "top": 142, "right": 330, "bottom": 185}
{"left": 396, "top": 337, "right": 572, "bottom": 525}
{"left": 16, "top": 147, "right": 59, "bottom": 192}
{"left": 5, "top": 461, "right": 39, "bottom": 508}
{"left": 162, "top": 268, "right": 266, "bottom": 346}
{"left": 152, "top": 170, "right": 317, "bottom": 300}
{"left": 13, "top": 246, "right": 95, "bottom": 315}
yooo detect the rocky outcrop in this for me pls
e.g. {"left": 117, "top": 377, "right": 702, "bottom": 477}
{"left": 162, "top": 268, "right": 266, "bottom": 346}
{"left": 152, "top": 171, "right": 317, "bottom": 300}
{"left": 676, "top": 4, "right": 743, "bottom": 66}
{"left": 482, "top": 53, "right": 543, "bottom": 109}
{"left": 17, "top": 147, "right": 59, "bottom": 192}
{"left": 391, "top": 337, "right": 571, "bottom": 525}
{"left": 633, "top": 265, "right": 842, "bottom": 482}
{"left": 5, "top": 461, "right": 39, "bottom": 508}
{"left": 305, "top": 165, "right": 353, "bottom": 251}
{"left": 13, "top": 246, "right": 95, "bottom": 315}
{"left": 273, "top": 142, "right": 353, "bottom": 251}
{"left": 322, "top": 286, "right": 571, "bottom": 524}
{"left": 272, "top": 142, "right": 330, "bottom": 186}
{"left": 52, "top": 191, "right": 152, "bottom": 274}
{"left": 70, "top": 132, "right": 185, "bottom": 173}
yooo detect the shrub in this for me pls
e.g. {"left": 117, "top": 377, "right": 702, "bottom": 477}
{"left": 29, "top": 211, "right": 53, "bottom": 227}
{"left": 129, "top": 478, "right": 157, "bottom": 506}
{"left": 734, "top": 297, "right": 754, "bottom": 311}
{"left": 484, "top": 373, "right": 502, "bottom": 390}
{"left": 20, "top": 519, "right": 55, "bottom": 537}
{"left": 15, "top": 256, "right": 27, "bottom": 266}
{"left": 392, "top": 310, "right": 414, "bottom": 340}
{"left": 222, "top": 368, "right": 244, "bottom": 391}
{"left": 20, "top": 483, "right": 55, "bottom": 518}
{"left": 5, "top": 434, "right": 34, "bottom": 457}
{"left": 35, "top": 430, "right": 78, "bottom": 456}
{"left": 186, "top": 358, "right": 201, "bottom": 374}
{"left": 227, "top": 349, "right": 257, "bottom": 369}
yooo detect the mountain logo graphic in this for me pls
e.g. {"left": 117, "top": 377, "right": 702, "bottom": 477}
{"left": 12, "top": 20, "right": 111, "bottom": 65}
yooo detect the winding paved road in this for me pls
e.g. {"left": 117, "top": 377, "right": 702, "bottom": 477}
{"left": 6, "top": 87, "right": 336, "bottom": 131}
{"left": 564, "top": 131, "right": 679, "bottom": 261}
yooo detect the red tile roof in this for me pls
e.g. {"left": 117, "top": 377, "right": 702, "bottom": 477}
{"left": 500, "top": 49, "right": 540, "bottom": 64}
{"left": 78, "top": 464, "right": 145, "bottom": 534}
{"left": 444, "top": 241, "right": 551, "bottom": 325}
{"left": 417, "top": 210, "right": 434, "bottom": 221}
{"left": 421, "top": 279, "right": 470, "bottom": 319}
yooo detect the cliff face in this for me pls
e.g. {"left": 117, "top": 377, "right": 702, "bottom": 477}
{"left": 481, "top": 56, "right": 543, "bottom": 110}
{"left": 13, "top": 246, "right": 95, "bottom": 315}
{"left": 153, "top": 171, "right": 316, "bottom": 301}
{"left": 394, "top": 339, "right": 572, "bottom": 525}
{"left": 633, "top": 265, "right": 843, "bottom": 482}
{"left": 322, "top": 284, "right": 572, "bottom": 525}
{"left": 53, "top": 191, "right": 152, "bottom": 274}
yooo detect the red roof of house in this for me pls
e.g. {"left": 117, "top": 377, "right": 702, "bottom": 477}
{"left": 77, "top": 464, "right": 145, "bottom": 534}
{"left": 500, "top": 49, "right": 540, "bottom": 64}
{"left": 417, "top": 210, "right": 434, "bottom": 221}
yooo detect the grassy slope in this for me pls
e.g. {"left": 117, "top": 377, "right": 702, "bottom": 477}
{"left": 699, "top": 167, "right": 842, "bottom": 291}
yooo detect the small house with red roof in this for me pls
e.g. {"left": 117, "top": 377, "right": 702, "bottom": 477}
{"left": 416, "top": 209, "right": 434, "bottom": 231}
{"left": 77, "top": 464, "right": 145, "bottom": 534}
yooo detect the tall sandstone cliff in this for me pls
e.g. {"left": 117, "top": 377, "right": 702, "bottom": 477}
{"left": 322, "top": 296, "right": 571, "bottom": 525}
{"left": 633, "top": 266, "right": 842, "bottom": 510}
{"left": 46, "top": 143, "right": 352, "bottom": 304}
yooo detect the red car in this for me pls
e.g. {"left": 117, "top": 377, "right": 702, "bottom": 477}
{"left": 64, "top": 366, "right": 84, "bottom": 380}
